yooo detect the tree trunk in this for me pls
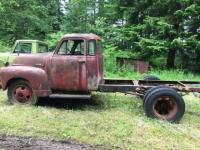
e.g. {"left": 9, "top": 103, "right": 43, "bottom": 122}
{"left": 166, "top": 49, "right": 176, "bottom": 68}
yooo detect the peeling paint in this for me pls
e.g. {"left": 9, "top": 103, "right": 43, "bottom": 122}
{"left": 0, "top": 34, "right": 103, "bottom": 96}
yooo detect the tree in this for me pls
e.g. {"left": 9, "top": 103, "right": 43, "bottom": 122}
{"left": 111, "top": 0, "right": 200, "bottom": 69}
{"left": 0, "top": 0, "right": 62, "bottom": 44}
{"left": 0, "top": 0, "right": 200, "bottom": 71}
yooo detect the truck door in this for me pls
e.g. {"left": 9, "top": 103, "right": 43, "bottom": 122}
{"left": 86, "top": 40, "right": 103, "bottom": 90}
{"left": 50, "top": 39, "right": 87, "bottom": 91}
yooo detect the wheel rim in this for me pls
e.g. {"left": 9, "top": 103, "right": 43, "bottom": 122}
{"left": 13, "top": 85, "right": 31, "bottom": 103}
{"left": 153, "top": 95, "right": 178, "bottom": 120}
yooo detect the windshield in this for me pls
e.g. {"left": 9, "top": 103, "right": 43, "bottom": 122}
{"left": 13, "top": 43, "right": 32, "bottom": 53}
{"left": 38, "top": 43, "right": 48, "bottom": 53}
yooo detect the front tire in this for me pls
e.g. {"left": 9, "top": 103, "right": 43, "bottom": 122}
{"left": 8, "top": 80, "right": 37, "bottom": 105}
{"left": 144, "top": 87, "right": 185, "bottom": 122}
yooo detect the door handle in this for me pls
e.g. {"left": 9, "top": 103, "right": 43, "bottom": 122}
{"left": 78, "top": 60, "right": 85, "bottom": 63}
{"left": 35, "top": 63, "right": 44, "bottom": 67}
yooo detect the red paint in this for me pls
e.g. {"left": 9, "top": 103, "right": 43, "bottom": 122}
{"left": 0, "top": 66, "right": 51, "bottom": 97}
{"left": 0, "top": 34, "right": 103, "bottom": 97}
{"left": 14, "top": 85, "right": 31, "bottom": 103}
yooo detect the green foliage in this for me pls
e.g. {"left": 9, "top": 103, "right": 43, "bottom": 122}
{"left": 0, "top": 41, "right": 9, "bottom": 52}
{"left": 102, "top": 0, "right": 200, "bottom": 70}
{"left": 147, "top": 68, "right": 200, "bottom": 81}
{"left": 0, "top": 0, "right": 62, "bottom": 44}
{"left": 103, "top": 42, "right": 200, "bottom": 80}
{"left": 45, "top": 31, "right": 64, "bottom": 51}
{"left": 0, "top": 0, "right": 200, "bottom": 72}
{"left": 62, "top": 0, "right": 98, "bottom": 33}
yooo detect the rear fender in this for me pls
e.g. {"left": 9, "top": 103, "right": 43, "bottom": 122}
{"left": 0, "top": 66, "right": 51, "bottom": 97}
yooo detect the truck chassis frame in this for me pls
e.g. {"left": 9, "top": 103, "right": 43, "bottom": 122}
{"left": 97, "top": 79, "right": 200, "bottom": 122}
{"left": 99, "top": 79, "right": 200, "bottom": 93}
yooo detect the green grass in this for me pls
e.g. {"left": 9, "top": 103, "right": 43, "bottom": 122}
{"left": 105, "top": 68, "right": 200, "bottom": 81}
{"left": 1, "top": 69, "right": 200, "bottom": 149}
{"left": 0, "top": 91, "right": 200, "bottom": 149}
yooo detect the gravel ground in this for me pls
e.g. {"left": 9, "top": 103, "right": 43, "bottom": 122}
{"left": 0, "top": 135, "right": 99, "bottom": 150}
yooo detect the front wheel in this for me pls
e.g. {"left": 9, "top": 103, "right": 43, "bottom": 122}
{"left": 144, "top": 87, "right": 185, "bottom": 122}
{"left": 8, "top": 80, "right": 37, "bottom": 105}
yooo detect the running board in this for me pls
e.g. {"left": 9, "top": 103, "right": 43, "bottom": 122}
{"left": 49, "top": 94, "right": 91, "bottom": 99}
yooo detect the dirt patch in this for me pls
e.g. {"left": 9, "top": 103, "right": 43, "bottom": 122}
{"left": 0, "top": 135, "right": 99, "bottom": 150}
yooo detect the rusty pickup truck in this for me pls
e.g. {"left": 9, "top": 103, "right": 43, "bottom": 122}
{"left": 0, "top": 33, "right": 200, "bottom": 122}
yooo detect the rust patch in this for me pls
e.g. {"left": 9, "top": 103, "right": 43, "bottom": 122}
{"left": 153, "top": 95, "right": 178, "bottom": 120}
{"left": 49, "top": 55, "right": 87, "bottom": 91}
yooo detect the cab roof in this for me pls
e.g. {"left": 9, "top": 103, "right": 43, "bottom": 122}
{"left": 61, "top": 33, "right": 101, "bottom": 40}
{"left": 16, "top": 40, "right": 47, "bottom": 45}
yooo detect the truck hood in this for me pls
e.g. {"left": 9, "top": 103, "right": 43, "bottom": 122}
{"left": 13, "top": 52, "right": 53, "bottom": 67}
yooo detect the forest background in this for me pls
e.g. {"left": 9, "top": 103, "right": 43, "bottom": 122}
{"left": 0, "top": 0, "right": 200, "bottom": 73}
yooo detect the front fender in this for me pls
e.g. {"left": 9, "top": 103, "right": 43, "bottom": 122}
{"left": 0, "top": 66, "right": 51, "bottom": 97}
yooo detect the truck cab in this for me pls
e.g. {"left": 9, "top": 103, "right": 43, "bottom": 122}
{"left": 49, "top": 34, "right": 103, "bottom": 92}
{"left": 13, "top": 40, "right": 48, "bottom": 54}
{"left": 0, "top": 40, "right": 48, "bottom": 67}
{"left": 0, "top": 34, "right": 104, "bottom": 104}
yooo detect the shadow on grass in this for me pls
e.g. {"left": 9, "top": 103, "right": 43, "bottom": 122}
{"left": 186, "top": 111, "right": 200, "bottom": 116}
{"left": 36, "top": 96, "right": 105, "bottom": 110}
{"left": 36, "top": 94, "right": 142, "bottom": 114}
{"left": 0, "top": 92, "right": 141, "bottom": 113}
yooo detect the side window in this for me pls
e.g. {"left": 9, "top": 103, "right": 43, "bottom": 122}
{"left": 88, "top": 40, "right": 96, "bottom": 56}
{"left": 58, "top": 39, "right": 85, "bottom": 55}
{"left": 38, "top": 44, "right": 48, "bottom": 53}
{"left": 14, "top": 43, "right": 32, "bottom": 53}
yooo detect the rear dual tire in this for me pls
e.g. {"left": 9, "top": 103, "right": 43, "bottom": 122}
{"left": 140, "top": 75, "right": 161, "bottom": 99}
{"left": 143, "top": 87, "right": 185, "bottom": 122}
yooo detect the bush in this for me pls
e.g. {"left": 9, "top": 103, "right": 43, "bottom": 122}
{"left": 45, "top": 31, "right": 64, "bottom": 52}
{"left": 0, "top": 41, "right": 9, "bottom": 52}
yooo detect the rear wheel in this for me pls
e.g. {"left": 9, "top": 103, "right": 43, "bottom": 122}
{"left": 8, "top": 80, "right": 37, "bottom": 105}
{"left": 144, "top": 87, "right": 185, "bottom": 122}
{"left": 143, "top": 75, "right": 160, "bottom": 81}
{"left": 143, "top": 86, "right": 167, "bottom": 105}
{"left": 140, "top": 75, "right": 161, "bottom": 99}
